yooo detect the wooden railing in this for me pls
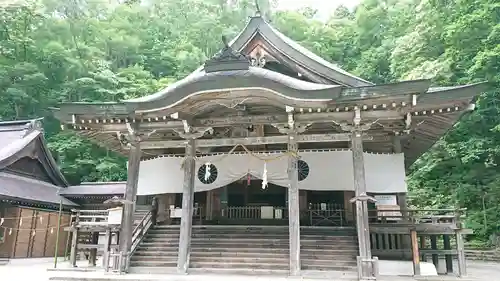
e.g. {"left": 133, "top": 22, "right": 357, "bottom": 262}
{"left": 369, "top": 208, "right": 468, "bottom": 275}
{"left": 225, "top": 206, "right": 288, "bottom": 220}
{"left": 130, "top": 209, "right": 152, "bottom": 255}
{"left": 305, "top": 203, "right": 348, "bottom": 226}
{"left": 72, "top": 209, "right": 109, "bottom": 225}
{"left": 368, "top": 208, "right": 465, "bottom": 225}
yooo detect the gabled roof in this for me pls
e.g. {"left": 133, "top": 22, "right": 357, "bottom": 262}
{"left": 0, "top": 119, "right": 68, "bottom": 187}
{"left": 0, "top": 119, "right": 76, "bottom": 207}
{"left": 229, "top": 16, "right": 373, "bottom": 87}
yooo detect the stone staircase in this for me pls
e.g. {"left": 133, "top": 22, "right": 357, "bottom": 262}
{"left": 130, "top": 225, "right": 358, "bottom": 273}
{"left": 133, "top": 206, "right": 151, "bottom": 227}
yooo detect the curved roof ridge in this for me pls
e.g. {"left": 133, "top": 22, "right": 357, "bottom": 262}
{"left": 124, "top": 67, "right": 341, "bottom": 111}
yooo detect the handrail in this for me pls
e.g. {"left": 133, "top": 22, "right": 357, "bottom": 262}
{"left": 129, "top": 209, "right": 153, "bottom": 258}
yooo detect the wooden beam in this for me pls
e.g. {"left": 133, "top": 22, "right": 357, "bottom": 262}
{"left": 71, "top": 110, "right": 405, "bottom": 132}
{"left": 370, "top": 224, "right": 463, "bottom": 234}
{"left": 132, "top": 133, "right": 379, "bottom": 150}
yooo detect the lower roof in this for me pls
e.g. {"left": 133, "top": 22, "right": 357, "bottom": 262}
{"left": 59, "top": 182, "right": 126, "bottom": 197}
{"left": 0, "top": 172, "right": 77, "bottom": 206}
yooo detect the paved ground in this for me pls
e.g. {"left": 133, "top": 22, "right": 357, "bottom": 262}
{"left": 1, "top": 258, "right": 499, "bottom": 281}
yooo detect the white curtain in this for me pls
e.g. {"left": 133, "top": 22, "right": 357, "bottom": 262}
{"left": 136, "top": 150, "right": 407, "bottom": 195}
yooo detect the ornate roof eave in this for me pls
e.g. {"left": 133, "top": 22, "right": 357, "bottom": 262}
{"left": 402, "top": 82, "right": 489, "bottom": 168}
{"left": 419, "top": 82, "right": 489, "bottom": 105}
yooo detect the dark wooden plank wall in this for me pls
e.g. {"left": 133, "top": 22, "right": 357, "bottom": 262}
{"left": 0, "top": 206, "right": 70, "bottom": 258}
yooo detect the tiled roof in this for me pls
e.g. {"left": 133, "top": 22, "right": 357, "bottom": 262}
{"left": 0, "top": 172, "right": 76, "bottom": 206}
{"left": 59, "top": 182, "right": 126, "bottom": 196}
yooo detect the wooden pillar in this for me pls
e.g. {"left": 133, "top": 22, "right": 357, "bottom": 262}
{"left": 287, "top": 132, "right": 301, "bottom": 276}
{"left": 177, "top": 138, "right": 196, "bottom": 273}
{"left": 119, "top": 137, "right": 142, "bottom": 272}
{"left": 89, "top": 231, "right": 99, "bottom": 266}
{"left": 456, "top": 232, "right": 467, "bottom": 277}
{"left": 410, "top": 229, "right": 420, "bottom": 276}
{"left": 430, "top": 235, "right": 439, "bottom": 267}
{"left": 205, "top": 191, "right": 213, "bottom": 220}
{"left": 69, "top": 229, "right": 78, "bottom": 267}
{"left": 443, "top": 235, "right": 453, "bottom": 273}
{"left": 351, "top": 130, "right": 372, "bottom": 268}
{"left": 220, "top": 186, "right": 228, "bottom": 218}
{"left": 103, "top": 228, "right": 111, "bottom": 271}
{"left": 69, "top": 211, "right": 80, "bottom": 267}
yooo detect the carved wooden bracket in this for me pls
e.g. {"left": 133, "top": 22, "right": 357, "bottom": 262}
{"left": 250, "top": 51, "right": 266, "bottom": 68}
{"left": 333, "top": 108, "right": 374, "bottom": 133}
{"left": 271, "top": 123, "right": 311, "bottom": 134}
{"left": 349, "top": 193, "right": 377, "bottom": 203}
{"left": 117, "top": 122, "right": 157, "bottom": 147}
{"left": 174, "top": 127, "right": 213, "bottom": 139}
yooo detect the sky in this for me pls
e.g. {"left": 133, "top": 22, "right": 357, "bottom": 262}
{"left": 276, "top": 0, "right": 360, "bottom": 20}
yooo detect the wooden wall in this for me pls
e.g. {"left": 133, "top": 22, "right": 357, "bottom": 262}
{"left": 0, "top": 205, "right": 70, "bottom": 259}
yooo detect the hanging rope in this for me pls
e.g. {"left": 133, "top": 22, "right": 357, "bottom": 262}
{"left": 180, "top": 144, "right": 299, "bottom": 189}
{"left": 181, "top": 143, "right": 298, "bottom": 169}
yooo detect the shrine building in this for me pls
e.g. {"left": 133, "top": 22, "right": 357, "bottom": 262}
{"left": 52, "top": 15, "right": 486, "bottom": 280}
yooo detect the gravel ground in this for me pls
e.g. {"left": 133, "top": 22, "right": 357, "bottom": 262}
{"left": 0, "top": 258, "right": 498, "bottom": 281}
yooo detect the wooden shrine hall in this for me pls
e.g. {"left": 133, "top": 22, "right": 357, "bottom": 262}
{"left": 52, "top": 15, "right": 486, "bottom": 280}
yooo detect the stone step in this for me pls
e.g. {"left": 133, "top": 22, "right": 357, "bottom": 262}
{"left": 138, "top": 241, "right": 358, "bottom": 250}
{"left": 142, "top": 237, "right": 356, "bottom": 245}
{"left": 135, "top": 246, "right": 358, "bottom": 255}
{"left": 146, "top": 233, "right": 357, "bottom": 240}
{"left": 135, "top": 249, "right": 357, "bottom": 257}
{"left": 302, "top": 264, "right": 358, "bottom": 271}
{"left": 129, "top": 260, "right": 177, "bottom": 267}
{"left": 190, "top": 261, "right": 289, "bottom": 270}
{"left": 150, "top": 226, "right": 356, "bottom": 235}
{"left": 131, "top": 225, "right": 359, "bottom": 272}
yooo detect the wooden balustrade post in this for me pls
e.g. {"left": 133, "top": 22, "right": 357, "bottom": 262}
{"left": 430, "top": 235, "right": 439, "bottom": 267}
{"left": 456, "top": 231, "right": 467, "bottom": 277}
{"left": 443, "top": 235, "right": 453, "bottom": 273}
{"left": 410, "top": 229, "right": 420, "bottom": 276}
{"left": 419, "top": 236, "right": 426, "bottom": 262}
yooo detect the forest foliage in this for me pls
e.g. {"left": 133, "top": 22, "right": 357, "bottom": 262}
{"left": 0, "top": 0, "right": 499, "bottom": 244}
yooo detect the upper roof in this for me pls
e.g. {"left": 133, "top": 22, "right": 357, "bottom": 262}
{"left": 0, "top": 119, "right": 76, "bottom": 207}
{"left": 50, "top": 16, "right": 488, "bottom": 168}
{"left": 229, "top": 16, "right": 373, "bottom": 87}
